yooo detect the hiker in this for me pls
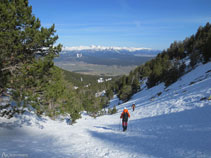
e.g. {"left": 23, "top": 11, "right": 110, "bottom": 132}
{"left": 131, "top": 103, "right": 135, "bottom": 111}
{"left": 120, "top": 107, "right": 130, "bottom": 131}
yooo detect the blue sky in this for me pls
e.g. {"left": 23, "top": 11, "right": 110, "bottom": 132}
{"left": 28, "top": 0, "right": 211, "bottom": 50}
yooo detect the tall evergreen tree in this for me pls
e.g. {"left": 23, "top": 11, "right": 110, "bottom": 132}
{"left": 0, "top": 0, "right": 62, "bottom": 115}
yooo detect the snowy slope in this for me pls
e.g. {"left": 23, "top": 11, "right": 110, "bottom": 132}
{"left": 0, "top": 62, "right": 211, "bottom": 158}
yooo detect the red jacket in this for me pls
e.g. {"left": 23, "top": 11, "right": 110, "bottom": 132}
{"left": 120, "top": 109, "right": 130, "bottom": 118}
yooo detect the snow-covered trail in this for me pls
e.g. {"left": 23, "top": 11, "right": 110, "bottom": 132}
{"left": 0, "top": 62, "right": 211, "bottom": 158}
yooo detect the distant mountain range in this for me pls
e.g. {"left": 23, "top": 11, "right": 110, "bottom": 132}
{"left": 63, "top": 45, "right": 154, "bottom": 52}
{"left": 55, "top": 46, "right": 160, "bottom": 66}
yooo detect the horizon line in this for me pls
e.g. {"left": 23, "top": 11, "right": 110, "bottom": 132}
{"left": 62, "top": 45, "right": 158, "bottom": 51}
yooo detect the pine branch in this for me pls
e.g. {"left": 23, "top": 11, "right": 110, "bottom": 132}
{"left": 1, "top": 65, "right": 20, "bottom": 73}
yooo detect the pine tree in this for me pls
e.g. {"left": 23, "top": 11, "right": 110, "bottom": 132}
{"left": 131, "top": 77, "right": 140, "bottom": 93}
{"left": 105, "top": 89, "right": 114, "bottom": 100}
{"left": 118, "top": 85, "right": 132, "bottom": 102}
{"left": 0, "top": 0, "right": 62, "bottom": 115}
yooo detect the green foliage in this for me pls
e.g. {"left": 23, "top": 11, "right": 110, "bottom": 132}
{"left": 111, "top": 106, "right": 117, "bottom": 114}
{"left": 0, "top": 0, "right": 61, "bottom": 92}
{"left": 62, "top": 69, "right": 116, "bottom": 88}
{"left": 62, "top": 68, "right": 118, "bottom": 116}
{"left": 118, "top": 85, "right": 132, "bottom": 102}
{"left": 107, "top": 106, "right": 117, "bottom": 115}
{"left": 163, "top": 65, "right": 181, "bottom": 86}
{"left": 106, "top": 89, "right": 114, "bottom": 100}
{"left": 141, "top": 62, "right": 152, "bottom": 77}
{"left": 193, "top": 23, "right": 211, "bottom": 62}
{"left": 167, "top": 41, "right": 186, "bottom": 60}
{"left": 203, "top": 35, "right": 211, "bottom": 62}
{"left": 132, "top": 78, "right": 140, "bottom": 93}
{"left": 190, "top": 50, "right": 200, "bottom": 67}
{"left": 60, "top": 83, "right": 83, "bottom": 123}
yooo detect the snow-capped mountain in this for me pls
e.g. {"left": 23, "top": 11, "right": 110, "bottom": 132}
{"left": 62, "top": 45, "right": 159, "bottom": 57}
{"left": 55, "top": 46, "right": 160, "bottom": 66}
{"left": 63, "top": 45, "right": 152, "bottom": 52}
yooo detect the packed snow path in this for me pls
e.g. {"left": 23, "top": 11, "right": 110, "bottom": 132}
{"left": 0, "top": 62, "right": 211, "bottom": 158}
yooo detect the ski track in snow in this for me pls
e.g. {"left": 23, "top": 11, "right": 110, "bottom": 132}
{"left": 0, "top": 62, "right": 211, "bottom": 158}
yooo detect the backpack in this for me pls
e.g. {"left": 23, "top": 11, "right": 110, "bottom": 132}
{"left": 123, "top": 112, "right": 128, "bottom": 121}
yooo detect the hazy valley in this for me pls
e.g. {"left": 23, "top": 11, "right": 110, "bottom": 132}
{"left": 54, "top": 46, "right": 159, "bottom": 76}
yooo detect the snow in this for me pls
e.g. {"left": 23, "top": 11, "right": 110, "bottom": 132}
{"left": 97, "top": 78, "right": 104, "bottom": 83}
{"left": 105, "top": 78, "right": 112, "bottom": 82}
{"left": 108, "top": 95, "right": 120, "bottom": 108}
{"left": 95, "top": 90, "right": 106, "bottom": 97}
{"left": 1, "top": 62, "right": 211, "bottom": 158}
{"left": 97, "top": 78, "right": 112, "bottom": 83}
